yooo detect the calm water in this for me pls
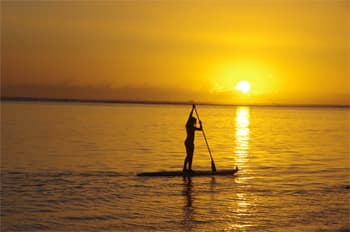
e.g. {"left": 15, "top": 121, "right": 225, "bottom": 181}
{"left": 1, "top": 101, "right": 349, "bottom": 231}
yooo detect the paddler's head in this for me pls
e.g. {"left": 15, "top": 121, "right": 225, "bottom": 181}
{"left": 189, "top": 117, "right": 197, "bottom": 125}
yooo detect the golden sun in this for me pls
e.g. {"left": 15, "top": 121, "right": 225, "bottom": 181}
{"left": 235, "top": 80, "right": 251, "bottom": 94}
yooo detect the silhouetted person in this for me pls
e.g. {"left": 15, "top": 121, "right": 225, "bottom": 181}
{"left": 183, "top": 104, "right": 202, "bottom": 173}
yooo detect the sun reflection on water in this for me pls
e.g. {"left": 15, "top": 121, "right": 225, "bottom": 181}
{"left": 226, "top": 192, "right": 253, "bottom": 231}
{"left": 224, "top": 107, "right": 253, "bottom": 231}
{"left": 235, "top": 107, "right": 250, "bottom": 166}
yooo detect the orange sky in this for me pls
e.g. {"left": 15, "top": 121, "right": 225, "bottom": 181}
{"left": 2, "top": 1, "right": 349, "bottom": 105}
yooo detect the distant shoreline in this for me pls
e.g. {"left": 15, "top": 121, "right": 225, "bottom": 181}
{"left": 1, "top": 96, "right": 349, "bottom": 108}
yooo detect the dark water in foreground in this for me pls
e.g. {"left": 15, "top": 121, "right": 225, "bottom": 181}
{"left": 1, "top": 102, "right": 349, "bottom": 231}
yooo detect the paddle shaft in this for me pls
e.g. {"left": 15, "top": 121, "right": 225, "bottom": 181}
{"left": 194, "top": 107, "right": 216, "bottom": 171}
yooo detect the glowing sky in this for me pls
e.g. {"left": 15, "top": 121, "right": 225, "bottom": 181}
{"left": 2, "top": 1, "right": 349, "bottom": 105}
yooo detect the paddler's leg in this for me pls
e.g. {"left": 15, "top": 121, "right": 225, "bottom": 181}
{"left": 188, "top": 144, "right": 194, "bottom": 171}
{"left": 183, "top": 143, "right": 190, "bottom": 172}
{"left": 183, "top": 156, "right": 188, "bottom": 172}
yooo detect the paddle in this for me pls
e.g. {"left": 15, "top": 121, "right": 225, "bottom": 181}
{"left": 194, "top": 105, "right": 217, "bottom": 173}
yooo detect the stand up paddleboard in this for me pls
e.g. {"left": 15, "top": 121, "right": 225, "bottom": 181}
{"left": 137, "top": 167, "right": 238, "bottom": 177}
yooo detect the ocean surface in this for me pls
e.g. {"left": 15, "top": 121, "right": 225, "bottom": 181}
{"left": 1, "top": 101, "right": 349, "bottom": 231}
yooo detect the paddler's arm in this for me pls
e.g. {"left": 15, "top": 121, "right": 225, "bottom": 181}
{"left": 187, "top": 104, "right": 195, "bottom": 122}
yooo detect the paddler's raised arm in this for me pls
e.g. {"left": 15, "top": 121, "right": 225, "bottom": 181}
{"left": 187, "top": 104, "right": 195, "bottom": 122}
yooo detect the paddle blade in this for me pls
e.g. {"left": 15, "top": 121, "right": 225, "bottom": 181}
{"left": 211, "top": 160, "right": 217, "bottom": 173}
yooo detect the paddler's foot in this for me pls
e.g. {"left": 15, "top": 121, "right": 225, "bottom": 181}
{"left": 182, "top": 169, "right": 194, "bottom": 176}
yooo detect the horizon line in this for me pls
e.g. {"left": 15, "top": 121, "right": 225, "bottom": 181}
{"left": 1, "top": 96, "right": 349, "bottom": 108}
